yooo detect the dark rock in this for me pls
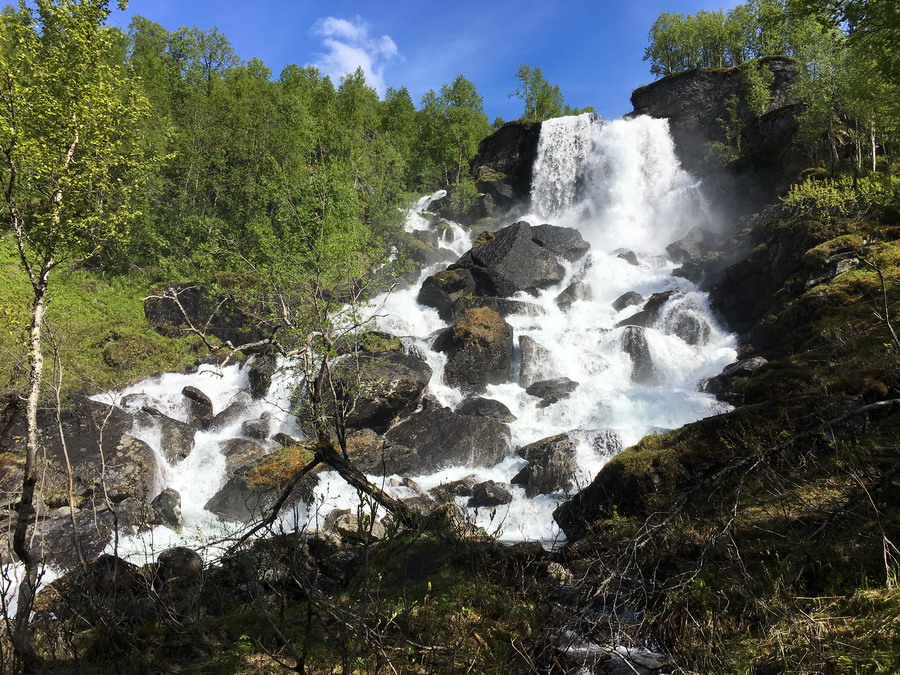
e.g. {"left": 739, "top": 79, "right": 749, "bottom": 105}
{"left": 204, "top": 438, "right": 285, "bottom": 521}
{"left": 324, "top": 508, "right": 386, "bottom": 544}
{"left": 468, "top": 481, "right": 513, "bottom": 508}
{"left": 614, "top": 249, "right": 639, "bottom": 266}
{"left": 666, "top": 227, "right": 717, "bottom": 264}
{"left": 273, "top": 432, "right": 302, "bottom": 447}
{"left": 582, "top": 428, "right": 625, "bottom": 457}
{"left": 149, "top": 488, "right": 184, "bottom": 532}
{"left": 450, "top": 221, "right": 566, "bottom": 297}
{"left": 526, "top": 378, "right": 579, "bottom": 407}
{"left": 530, "top": 224, "right": 590, "bottom": 262}
{"left": 630, "top": 56, "right": 805, "bottom": 215}
{"left": 156, "top": 546, "right": 203, "bottom": 584}
{"left": 616, "top": 290, "right": 679, "bottom": 328}
{"left": 332, "top": 350, "right": 432, "bottom": 433}
{"left": 241, "top": 416, "right": 270, "bottom": 441}
{"left": 209, "top": 393, "right": 252, "bottom": 431}
{"left": 434, "top": 307, "right": 513, "bottom": 393}
{"left": 512, "top": 433, "right": 579, "bottom": 497}
{"left": 672, "top": 261, "right": 705, "bottom": 284}
{"left": 555, "top": 282, "right": 591, "bottom": 310}
{"left": 519, "top": 335, "right": 553, "bottom": 388}
{"left": 182, "top": 386, "right": 214, "bottom": 429}
{"left": 418, "top": 268, "right": 476, "bottom": 321}
{"left": 620, "top": 326, "right": 655, "bottom": 384}
{"left": 430, "top": 475, "right": 478, "bottom": 503}
{"left": 612, "top": 291, "right": 644, "bottom": 312}
{"left": 450, "top": 295, "right": 540, "bottom": 322}
{"left": 22, "top": 508, "right": 118, "bottom": 570}
{"left": 135, "top": 408, "right": 195, "bottom": 463}
{"left": 384, "top": 403, "right": 511, "bottom": 474}
{"left": 456, "top": 397, "right": 517, "bottom": 423}
{"left": 703, "top": 357, "right": 769, "bottom": 396}
{"left": 472, "top": 120, "right": 543, "bottom": 211}
{"left": 663, "top": 307, "right": 712, "bottom": 346}
{"left": 247, "top": 352, "right": 277, "bottom": 399}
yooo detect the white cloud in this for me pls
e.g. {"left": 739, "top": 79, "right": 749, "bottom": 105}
{"left": 311, "top": 16, "right": 398, "bottom": 95}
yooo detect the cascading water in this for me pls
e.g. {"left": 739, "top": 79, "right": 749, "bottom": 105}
{"left": 81, "top": 114, "right": 734, "bottom": 565}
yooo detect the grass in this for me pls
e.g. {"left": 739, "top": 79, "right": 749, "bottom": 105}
{"left": 0, "top": 236, "right": 203, "bottom": 399}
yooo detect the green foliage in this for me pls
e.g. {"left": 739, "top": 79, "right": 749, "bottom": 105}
{"left": 508, "top": 64, "right": 594, "bottom": 122}
{"left": 782, "top": 174, "right": 897, "bottom": 220}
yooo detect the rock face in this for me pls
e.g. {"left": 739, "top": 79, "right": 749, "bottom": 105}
{"left": 449, "top": 295, "right": 538, "bottom": 322}
{"left": 450, "top": 221, "right": 566, "bottom": 297}
{"left": 135, "top": 408, "right": 195, "bottom": 463}
{"left": 472, "top": 120, "right": 543, "bottom": 213}
{"left": 630, "top": 56, "right": 806, "bottom": 214}
{"left": 512, "top": 434, "right": 578, "bottom": 497}
{"left": 384, "top": 403, "right": 511, "bottom": 474}
{"left": 204, "top": 438, "right": 271, "bottom": 520}
{"left": 434, "top": 307, "right": 513, "bottom": 393}
{"left": 529, "top": 224, "right": 590, "bottom": 262}
{"left": 332, "top": 350, "right": 432, "bottom": 433}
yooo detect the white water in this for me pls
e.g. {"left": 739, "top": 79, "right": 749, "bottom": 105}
{"left": 68, "top": 113, "right": 734, "bottom": 565}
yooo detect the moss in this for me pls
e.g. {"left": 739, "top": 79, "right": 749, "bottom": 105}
{"left": 245, "top": 443, "right": 315, "bottom": 488}
{"left": 452, "top": 306, "right": 508, "bottom": 346}
{"left": 471, "top": 230, "right": 495, "bottom": 249}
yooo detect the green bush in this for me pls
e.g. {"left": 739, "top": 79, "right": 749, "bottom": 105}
{"left": 782, "top": 174, "right": 897, "bottom": 220}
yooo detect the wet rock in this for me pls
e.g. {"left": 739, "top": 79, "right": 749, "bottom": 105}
{"left": 665, "top": 308, "right": 712, "bottom": 346}
{"left": 555, "top": 281, "right": 591, "bottom": 310}
{"left": 519, "top": 335, "right": 553, "bottom": 388}
{"left": 450, "top": 295, "right": 539, "bottom": 322}
{"left": 418, "top": 268, "right": 477, "bottom": 321}
{"left": 136, "top": 408, "right": 195, "bottom": 463}
{"left": 526, "top": 378, "right": 579, "bottom": 407}
{"left": 666, "top": 227, "right": 718, "bottom": 264}
{"left": 582, "top": 428, "right": 624, "bottom": 457}
{"left": 157, "top": 546, "right": 203, "bottom": 584}
{"left": 672, "top": 260, "right": 705, "bottom": 284}
{"left": 247, "top": 352, "right": 278, "bottom": 399}
{"left": 384, "top": 403, "right": 511, "bottom": 474}
{"left": 434, "top": 307, "right": 513, "bottom": 393}
{"left": 472, "top": 120, "right": 542, "bottom": 211}
{"left": 241, "top": 415, "right": 270, "bottom": 441}
{"left": 22, "top": 507, "right": 118, "bottom": 570}
{"left": 616, "top": 290, "right": 679, "bottom": 328}
{"left": 512, "top": 433, "right": 578, "bottom": 497}
{"left": 530, "top": 224, "right": 590, "bottom": 262}
{"left": 182, "top": 386, "right": 214, "bottom": 429}
{"left": 210, "top": 392, "right": 253, "bottom": 431}
{"left": 430, "top": 475, "right": 478, "bottom": 503}
{"left": 804, "top": 256, "right": 859, "bottom": 289}
{"left": 204, "top": 438, "right": 281, "bottom": 521}
{"left": 703, "top": 357, "right": 768, "bottom": 398}
{"left": 613, "top": 249, "right": 639, "bottom": 266}
{"left": 468, "top": 481, "right": 513, "bottom": 508}
{"left": 149, "top": 487, "right": 184, "bottom": 532}
{"left": 456, "top": 397, "right": 517, "bottom": 423}
{"left": 451, "top": 221, "right": 566, "bottom": 297}
{"left": 612, "top": 291, "right": 644, "bottom": 312}
{"left": 273, "top": 432, "right": 302, "bottom": 447}
{"left": 620, "top": 326, "right": 655, "bottom": 384}
{"left": 331, "top": 350, "right": 432, "bottom": 433}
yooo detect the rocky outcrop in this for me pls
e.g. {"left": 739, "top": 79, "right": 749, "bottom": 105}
{"left": 472, "top": 120, "right": 543, "bottom": 214}
{"left": 450, "top": 221, "right": 566, "bottom": 297}
{"left": 384, "top": 402, "right": 511, "bottom": 473}
{"left": 630, "top": 56, "right": 806, "bottom": 214}
{"left": 434, "top": 307, "right": 513, "bottom": 393}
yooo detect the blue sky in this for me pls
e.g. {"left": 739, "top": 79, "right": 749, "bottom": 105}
{"left": 111, "top": 0, "right": 741, "bottom": 121}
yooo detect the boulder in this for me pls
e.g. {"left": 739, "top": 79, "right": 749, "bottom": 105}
{"left": 616, "top": 290, "right": 679, "bottom": 328}
{"left": 324, "top": 509, "right": 386, "bottom": 544}
{"left": 247, "top": 352, "right": 278, "bottom": 399}
{"left": 668, "top": 312, "right": 711, "bottom": 346}
{"left": 613, "top": 249, "right": 639, "bottom": 266}
{"left": 525, "top": 378, "right": 579, "bottom": 407}
{"left": 434, "top": 307, "right": 513, "bottom": 393}
{"left": 182, "top": 386, "right": 214, "bottom": 429}
{"left": 241, "top": 415, "right": 270, "bottom": 441}
{"left": 332, "top": 350, "right": 432, "bottom": 433}
{"left": 703, "top": 357, "right": 768, "bottom": 398}
{"left": 21, "top": 507, "right": 118, "bottom": 570}
{"left": 204, "top": 438, "right": 274, "bottom": 521}
{"left": 209, "top": 392, "right": 253, "bottom": 431}
{"left": 620, "top": 326, "right": 655, "bottom": 384}
{"left": 666, "top": 227, "right": 718, "bottom": 264}
{"left": 555, "top": 282, "right": 591, "bottom": 310}
{"left": 384, "top": 403, "right": 511, "bottom": 474}
{"left": 612, "top": 291, "right": 644, "bottom": 312}
{"left": 156, "top": 546, "right": 203, "bottom": 584}
{"left": 135, "top": 408, "right": 195, "bottom": 463}
{"left": 530, "top": 224, "right": 590, "bottom": 262}
{"left": 472, "top": 120, "right": 543, "bottom": 210}
{"left": 582, "top": 428, "right": 624, "bottom": 457}
{"left": 430, "top": 475, "right": 479, "bottom": 503}
{"left": 450, "top": 221, "right": 565, "bottom": 297}
{"left": 456, "top": 397, "right": 517, "bottom": 423}
{"left": 512, "top": 433, "right": 579, "bottom": 497}
{"left": 418, "top": 268, "right": 477, "bottom": 321}
{"left": 519, "top": 335, "right": 553, "bottom": 388}
{"left": 149, "top": 487, "right": 184, "bottom": 532}
{"left": 450, "top": 295, "right": 539, "bottom": 322}
{"left": 468, "top": 481, "right": 513, "bottom": 508}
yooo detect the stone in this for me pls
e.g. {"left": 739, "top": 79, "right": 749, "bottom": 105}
{"left": 247, "top": 352, "right": 278, "bottom": 399}
{"left": 555, "top": 281, "right": 591, "bottom": 310}
{"left": 666, "top": 227, "right": 718, "bottom": 264}
{"left": 703, "top": 357, "right": 769, "bottom": 396}
{"left": 472, "top": 120, "right": 543, "bottom": 210}
{"left": 620, "top": 326, "right": 655, "bottom": 384}
{"left": 384, "top": 403, "right": 511, "bottom": 474}
{"left": 456, "top": 397, "right": 517, "bottom": 423}
{"left": 149, "top": 487, "right": 184, "bottom": 532}
{"left": 209, "top": 392, "right": 253, "bottom": 431}
{"left": 136, "top": 408, "right": 195, "bottom": 463}
{"left": 241, "top": 416, "right": 270, "bottom": 441}
{"left": 449, "top": 295, "right": 540, "bottom": 322}
{"left": 157, "top": 546, "right": 203, "bottom": 584}
{"left": 616, "top": 290, "right": 679, "bottom": 328}
{"left": 450, "top": 221, "right": 566, "bottom": 297}
{"left": 430, "top": 475, "right": 479, "bottom": 503}
{"left": 669, "top": 312, "right": 712, "bottom": 346}
{"left": 519, "top": 335, "right": 553, "bottom": 388}
{"left": 612, "top": 291, "right": 644, "bottom": 312}
{"left": 530, "top": 224, "right": 590, "bottom": 262}
{"left": 468, "top": 481, "right": 513, "bottom": 508}
{"left": 182, "top": 386, "right": 214, "bottom": 429}
{"left": 434, "top": 307, "right": 513, "bottom": 393}
{"left": 525, "top": 378, "right": 579, "bottom": 407}
{"left": 512, "top": 433, "right": 579, "bottom": 497}
{"left": 612, "top": 248, "right": 639, "bottom": 266}
{"left": 324, "top": 508, "right": 386, "bottom": 544}
{"left": 418, "top": 268, "right": 477, "bottom": 321}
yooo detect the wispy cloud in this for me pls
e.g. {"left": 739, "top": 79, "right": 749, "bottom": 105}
{"left": 311, "top": 16, "right": 398, "bottom": 95}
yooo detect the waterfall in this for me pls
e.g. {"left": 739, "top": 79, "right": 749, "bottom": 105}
{"left": 88, "top": 114, "right": 734, "bottom": 561}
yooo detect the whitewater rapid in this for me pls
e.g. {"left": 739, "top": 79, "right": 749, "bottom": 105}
{"left": 90, "top": 113, "right": 735, "bottom": 563}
